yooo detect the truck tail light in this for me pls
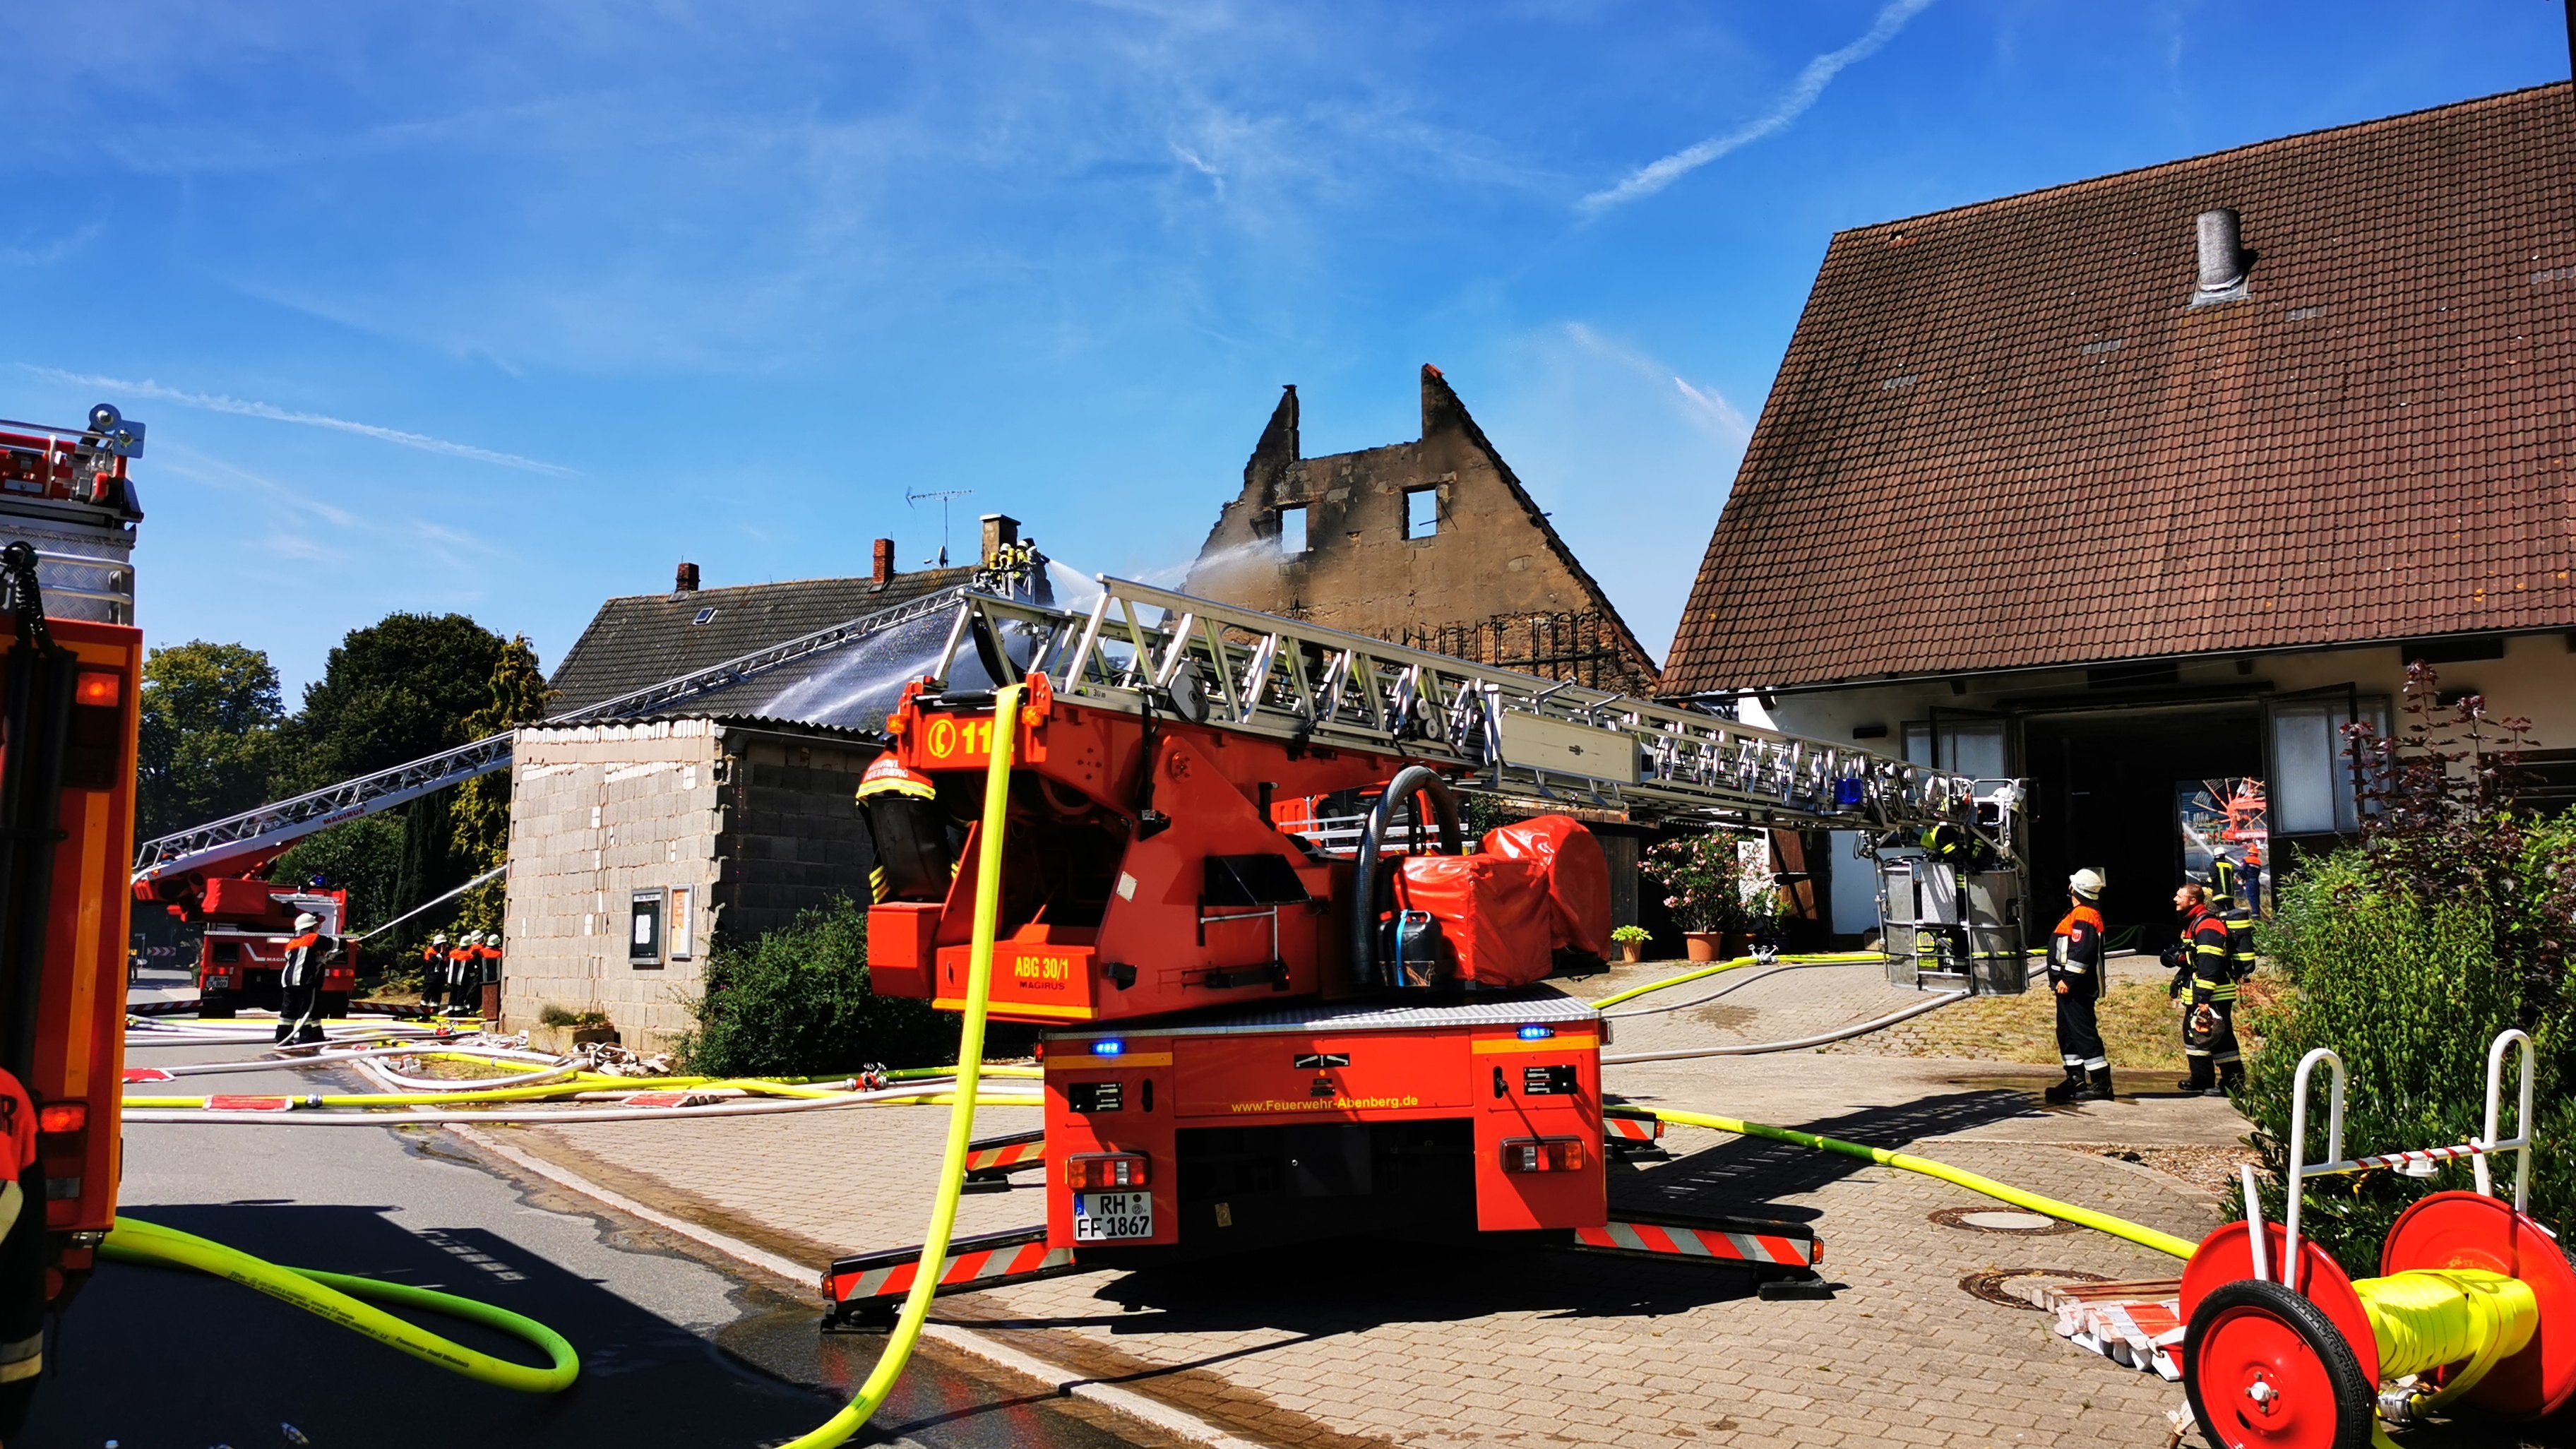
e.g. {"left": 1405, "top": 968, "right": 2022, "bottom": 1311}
{"left": 1500, "top": 1137, "right": 1587, "bottom": 1174}
{"left": 1064, "top": 1152, "right": 1150, "bottom": 1191}
{"left": 37, "top": 1103, "right": 83, "bottom": 1133}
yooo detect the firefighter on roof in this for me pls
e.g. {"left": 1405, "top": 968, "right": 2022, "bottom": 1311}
{"left": 277, "top": 912, "right": 331, "bottom": 1044}
{"left": 0, "top": 1063, "right": 38, "bottom": 1436}
{"left": 2044, "top": 869, "right": 2114, "bottom": 1104}
{"left": 421, "top": 931, "right": 451, "bottom": 1013}
{"left": 2169, "top": 881, "right": 2242, "bottom": 1095}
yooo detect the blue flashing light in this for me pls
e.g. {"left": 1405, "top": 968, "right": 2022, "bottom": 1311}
{"left": 1517, "top": 1025, "right": 1556, "bottom": 1042}
{"left": 1091, "top": 1039, "right": 1126, "bottom": 1056}
{"left": 1834, "top": 777, "right": 1867, "bottom": 809}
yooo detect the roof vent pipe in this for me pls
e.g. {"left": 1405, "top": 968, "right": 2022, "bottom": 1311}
{"left": 2195, "top": 208, "right": 2246, "bottom": 300}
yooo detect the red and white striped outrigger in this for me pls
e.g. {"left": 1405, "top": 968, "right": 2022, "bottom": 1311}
{"left": 1573, "top": 1212, "right": 1818, "bottom": 1270}
{"left": 824, "top": 1226, "right": 1079, "bottom": 1328}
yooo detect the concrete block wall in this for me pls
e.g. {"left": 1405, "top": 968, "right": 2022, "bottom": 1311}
{"left": 501, "top": 720, "right": 725, "bottom": 1054}
{"left": 718, "top": 727, "right": 881, "bottom": 940}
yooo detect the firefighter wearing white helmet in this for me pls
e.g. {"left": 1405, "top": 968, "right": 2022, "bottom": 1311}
{"left": 2043, "top": 869, "right": 2112, "bottom": 1104}
{"left": 446, "top": 931, "right": 483, "bottom": 1017}
{"left": 277, "top": 911, "right": 333, "bottom": 1045}
{"left": 420, "top": 931, "right": 453, "bottom": 1013}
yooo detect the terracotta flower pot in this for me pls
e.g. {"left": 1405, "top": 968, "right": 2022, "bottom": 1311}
{"left": 1683, "top": 931, "right": 1724, "bottom": 963}
{"left": 1616, "top": 940, "right": 1645, "bottom": 965}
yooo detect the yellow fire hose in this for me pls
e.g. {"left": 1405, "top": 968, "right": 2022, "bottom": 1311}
{"left": 1590, "top": 951, "right": 1887, "bottom": 1009}
{"left": 780, "top": 679, "right": 1023, "bottom": 1449}
{"left": 98, "top": 1215, "right": 579, "bottom": 1393}
{"left": 1645, "top": 1106, "right": 2201, "bottom": 1260}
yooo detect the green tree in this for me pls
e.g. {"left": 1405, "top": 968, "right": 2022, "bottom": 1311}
{"left": 136, "top": 640, "right": 286, "bottom": 838}
{"left": 448, "top": 636, "right": 554, "bottom": 936}
{"left": 283, "top": 612, "right": 511, "bottom": 955}
{"left": 288, "top": 612, "right": 510, "bottom": 785}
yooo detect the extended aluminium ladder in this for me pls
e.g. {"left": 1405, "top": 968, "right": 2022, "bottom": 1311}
{"left": 136, "top": 572, "right": 2018, "bottom": 897}
{"left": 941, "top": 576, "right": 2014, "bottom": 843}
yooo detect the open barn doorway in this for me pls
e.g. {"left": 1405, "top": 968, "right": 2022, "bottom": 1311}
{"left": 2021, "top": 706, "right": 2262, "bottom": 952}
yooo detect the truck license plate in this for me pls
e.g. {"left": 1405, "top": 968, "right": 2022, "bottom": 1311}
{"left": 1073, "top": 1191, "right": 1152, "bottom": 1241}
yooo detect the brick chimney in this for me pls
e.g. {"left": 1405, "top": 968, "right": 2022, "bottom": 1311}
{"left": 674, "top": 561, "right": 700, "bottom": 592}
{"left": 979, "top": 513, "right": 1020, "bottom": 567}
{"left": 871, "top": 537, "right": 895, "bottom": 585}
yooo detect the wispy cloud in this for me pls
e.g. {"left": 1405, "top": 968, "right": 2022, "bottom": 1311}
{"left": 157, "top": 444, "right": 509, "bottom": 568}
{"left": 19, "top": 366, "right": 573, "bottom": 475}
{"left": 1579, "top": 0, "right": 1938, "bottom": 213}
{"left": 0, "top": 224, "right": 102, "bottom": 268}
{"left": 1564, "top": 323, "right": 1751, "bottom": 444}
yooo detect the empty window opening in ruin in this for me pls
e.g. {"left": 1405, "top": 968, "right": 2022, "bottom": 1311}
{"left": 1279, "top": 505, "right": 1308, "bottom": 555}
{"left": 1405, "top": 487, "right": 1438, "bottom": 539}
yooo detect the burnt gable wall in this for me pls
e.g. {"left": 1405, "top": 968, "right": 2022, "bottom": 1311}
{"left": 1186, "top": 366, "right": 1659, "bottom": 694}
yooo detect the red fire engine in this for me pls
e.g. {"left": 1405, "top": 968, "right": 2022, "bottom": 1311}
{"left": 0, "top": 403, "right": 147, "bottom": 1318}
{"left": 189, "top": 881, "right": 359, "bottom": 1019}
{"left": 823, "top": 579, "right": 2006, "bottom": 1322}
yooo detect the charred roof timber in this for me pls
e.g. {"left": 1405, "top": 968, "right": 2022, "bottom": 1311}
{"left": 2193, "top": 208, "right": 2249, "bottom": 304}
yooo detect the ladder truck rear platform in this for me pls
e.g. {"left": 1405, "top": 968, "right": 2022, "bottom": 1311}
{"left": 824, "top": 578, "right": 2020, "bottom": 1325}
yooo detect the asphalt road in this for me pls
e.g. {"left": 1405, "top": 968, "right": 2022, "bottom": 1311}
{"left": 28, "top": 1027, "right": 1163, "bottom": 1449}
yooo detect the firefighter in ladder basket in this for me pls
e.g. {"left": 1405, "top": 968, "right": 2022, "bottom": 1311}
{"left": 2044, "top": 869, "right": 2113, "bottom": 1104}
{"left": 276, "top": 912, "right": 332, "bottom": 1044}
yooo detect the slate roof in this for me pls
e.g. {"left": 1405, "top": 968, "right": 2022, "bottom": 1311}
{"left": 548, "top": 568, "right": 974, "bottom": 712}
{"left": 1663, "top": 83, "right": 2576, "bottom": 694}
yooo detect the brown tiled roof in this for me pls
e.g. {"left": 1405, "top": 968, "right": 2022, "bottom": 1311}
{"left": 549, "top": 568, "right": 973, "bottom": 711}
{"left": 1663, "top": 83, "right": 2576, "bottom": 694}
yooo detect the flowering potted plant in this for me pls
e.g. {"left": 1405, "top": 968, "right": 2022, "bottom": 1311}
{"left": 1609, "top": 924, "right": 1650, "bottom": 965}
{"left": 1646, "top": 833, "right": 1753, "bottom": 962}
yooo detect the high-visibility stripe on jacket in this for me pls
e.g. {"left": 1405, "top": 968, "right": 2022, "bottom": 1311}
{"left": 2185, "top": 907, "right": 2236, "bottom": 1003}
{"left": 2048, "top": 903, "right": 2105, "bottom": 1000}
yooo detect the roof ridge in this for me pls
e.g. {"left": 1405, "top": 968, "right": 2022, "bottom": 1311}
{"left": 1837, "top": 80, "right": 2570, "bottom": 239}
{"left": 591, "top": 566, "right": 977, "bottom": 606}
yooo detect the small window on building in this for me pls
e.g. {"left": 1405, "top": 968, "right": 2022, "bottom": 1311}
{"left": 1405, "top": 488, "right": 1438, "bottom": 539}
{"left": 692, "top": 607, "right": 717, "bottom": 626}
{"left": 629, "top": 889, "right": 664, "bottom": 967}
{"left": 1902, "top": 722, "right": 1933, "bottom": 767}
{"left": 1279, "top": 505, "right": 1308, "bottom": 556}
{"left": 2272, "top": 696, "right": 2390, "bottom": 834}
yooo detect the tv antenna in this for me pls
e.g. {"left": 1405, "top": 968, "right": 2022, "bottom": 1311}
{"left": 905, "top": 487, "right": 974, "bottom": 568}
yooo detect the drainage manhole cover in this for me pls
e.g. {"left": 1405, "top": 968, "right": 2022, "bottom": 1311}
{"left": 1960, "top": 1268, "right": 2105, "bottom": 1311}
{"left": 1929, "top": 1205, "right": 2076, "bottom": 1236}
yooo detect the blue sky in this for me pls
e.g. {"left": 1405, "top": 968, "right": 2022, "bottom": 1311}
{"left": 5, "top": 1, "right": 2566, "bottom": 696}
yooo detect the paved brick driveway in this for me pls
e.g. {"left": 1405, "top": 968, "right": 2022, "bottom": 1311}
{"left": 504, "top": 962, "right": 2246, "bottom": 1448}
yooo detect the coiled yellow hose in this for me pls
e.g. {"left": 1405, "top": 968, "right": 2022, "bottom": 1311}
{"left": 2356, "top": 1268, "right": 2536, "bottom": 1407}
{"left": 99, "top": 1216, "right": 578, "bottom": 1393}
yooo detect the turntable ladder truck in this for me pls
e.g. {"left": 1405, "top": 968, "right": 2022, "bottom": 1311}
{"left": 824, "top": 576, "right": 2026, "bottom": 1323}
{"left": 0, "top": 404, "right": 148, "bottom": 1371}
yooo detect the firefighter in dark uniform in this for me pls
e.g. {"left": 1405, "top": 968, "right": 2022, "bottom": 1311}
{"left": 2044, "top": 869, "right": 2114, "bottom": 1104}
{"left": 277, "top": 911, "right": 331, "bottom": 1044}
{"left": 0, "top": 1065, "right": 40, "bottom": 1436}
{"left": 420, "top": 931, "right": 451, "bottom": 1013}
{"left": 2169, "top": 882, "right": 2243, "bottom": 1094}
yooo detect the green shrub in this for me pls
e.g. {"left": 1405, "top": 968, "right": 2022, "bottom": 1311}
{"left": 2241, "top": 668, "right": 2576, "bottom": 1270}
{"left": 679, "top": 898, "right": 1020, "bottom": 1076}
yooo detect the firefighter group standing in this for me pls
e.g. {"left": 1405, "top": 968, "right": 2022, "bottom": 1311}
{"left": 419, "top": 930, "right": 501, "bottom": 1016}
